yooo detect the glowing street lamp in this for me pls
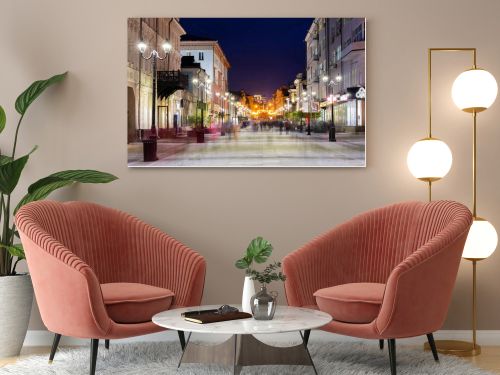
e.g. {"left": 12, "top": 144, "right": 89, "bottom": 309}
{"left": 137, "top": 38, "right": 172, "bottom": 161}
{"left": 322, "top": 74, "right": 342, "bottom": 142}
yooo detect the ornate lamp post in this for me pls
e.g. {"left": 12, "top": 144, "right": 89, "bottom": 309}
{"left": 137, "top": 39, "right": 172, "bottom": 161}
{"left": 224, "top": 92, "right": 230, "bottom": 123}
{"left": 192, "top": 72, "right": 208, "bottom": 143}
{"left": 192, "top": 72, "right": 207, "bottom": 129}
{"left": 304, "top": 91, "right": 313, "bottom": 135}
{"left": 230, "top": 96, "right": 235, "bottom": 124}
{"left": 216, "top": 92, "right": 224, "bottom": 135}
{"left": 322, "top": 74, "right": 342, "bottom": 142}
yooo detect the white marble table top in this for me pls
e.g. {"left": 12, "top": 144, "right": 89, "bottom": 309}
{"left": 152, "top": 305, "right": 332, "bottom": 335}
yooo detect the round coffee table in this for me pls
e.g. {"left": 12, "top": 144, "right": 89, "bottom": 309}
{"left": 153, "top": 305, "right": 331, "bottom": 374}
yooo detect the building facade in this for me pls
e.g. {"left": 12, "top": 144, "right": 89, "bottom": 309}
{"left": 180, "top": 56, "right": 210, "bottom": 129}
{"left": 305, "top": 18, "right": 366, "bottom": 131}
{"left": 127, "top": 18, "right": 186, "bottom": 141}
{"left": 293, "top": 73, "right": 308, "bottom": 112}
{"left": 180, "top": 36, "right": 231, "bottom": 125}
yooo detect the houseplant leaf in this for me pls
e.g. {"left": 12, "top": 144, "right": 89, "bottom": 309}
{"left": 246, "top": 236, "right": 273, "bottom": 263}
{"left": 0, "top": 147, "right": 37, "bottom": 194}
{"left": 15, "top": 72, "right": 67, "bottom": 115}
{"left": 235, "top": 258, "right": 250, "bottom": 269}
{"left": 0, "top": 155, "right": 13, "bottom": 166}
{"left": 15, "top": 180, "right": 74, "bottom": 213}
{"left": 1, "top": 244, "right": 25, "bottom": 260}
{"left": 43, "top": 169, "right": 117, "bottom": 184}
{"left": 0, "top": 105, "right": 5, "bottom": 134}
{"left": 14, "top": 169, "right": 118, "bottom": 213}
{"left": 27, "top": 170, "right": 117, "bottom": 194}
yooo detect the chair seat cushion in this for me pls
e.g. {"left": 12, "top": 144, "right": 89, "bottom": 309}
{"left": 101, "top": 283, "right": 174, "bottom": 324}
{"left": 313, "top": 283, "right": 385, "bottom": 324}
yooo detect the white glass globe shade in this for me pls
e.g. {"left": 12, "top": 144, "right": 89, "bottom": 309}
{"left": 462, "top": 218, "right": 498, "bottom": 259}
{"left": 407, "top": 138, "right": 453, "bottom": 181}
{"left": 452, "top": 69, "right": 498, "bottom": 112}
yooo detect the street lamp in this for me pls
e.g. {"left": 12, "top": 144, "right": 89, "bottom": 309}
{"left": 230, "top": 96, "right": 236, "bottom": 124}
{"left": 215, "top": 92, "right": 224, "bottom": 133}
{"left": 322, "top": 74, "right": 342, "bottom": 142}
{"left": 307, "top": 92, "right": 316, "bottom": 136}
{"left": 224, "top": 92, "right": 230, "bottom": 123}
{"left": 192, "top": 71, "right": 207, "bottom": 131}
{"left": 137, "top": 39, "right": 172, "bottom": 161}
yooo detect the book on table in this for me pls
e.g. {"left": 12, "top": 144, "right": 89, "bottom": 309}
{"left": 182, "top": 309, "right": 252, "bottom": 324}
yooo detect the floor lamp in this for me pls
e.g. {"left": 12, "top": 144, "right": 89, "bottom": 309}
{"left": 408, "top": 48, "right": 498, "bottom": 357}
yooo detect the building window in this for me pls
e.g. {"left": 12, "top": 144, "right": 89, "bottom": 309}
{"left": 353, "top": 24, "right": 365, "bottom": 42}
{"left": 199, "top": 52, "right": 204, "bottom": 60}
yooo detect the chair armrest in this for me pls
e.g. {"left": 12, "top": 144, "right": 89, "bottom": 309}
{"left": 375, "top": 227, "right": 470, "bottom": 338}
{"left": 283, "top": 219, "right": 358, "bottom": 307}
{"left": 126, "top": 219, "right": 206, "bottom": 307}
{"left": 17, "top": 231, "right": 111, "bottom": 339}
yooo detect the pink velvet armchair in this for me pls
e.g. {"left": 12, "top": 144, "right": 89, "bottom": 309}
{"left": 16, "top": 201, "right": 206, "bottom": 375}
{"left": 283, "top": 200, "right": 472, "bottom": 375}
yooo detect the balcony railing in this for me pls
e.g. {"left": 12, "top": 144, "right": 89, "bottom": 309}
{"left": 157, "top": 70, "right": 189, "bottom": 99}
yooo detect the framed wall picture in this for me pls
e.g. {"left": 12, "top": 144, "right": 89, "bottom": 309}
{"left": 127, "top": 18, "right": 366, "bottom": 167}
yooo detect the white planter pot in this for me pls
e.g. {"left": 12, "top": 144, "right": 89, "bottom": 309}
{"left": 0, "top": 274, "right": 33, "bottom": 358}
{"left": 241, "top": 276, "right": 255, "bottom": 313}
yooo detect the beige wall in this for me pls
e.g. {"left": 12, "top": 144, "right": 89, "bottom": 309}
{"left": 1, "top": 0, "right": 500, "bottom": 331}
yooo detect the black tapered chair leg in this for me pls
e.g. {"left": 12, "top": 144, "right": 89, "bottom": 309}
{"left": 105, "top": 339, "right": 110, "bottom": 350}
{"left": 426, "top": 333, "right": 439, "bottom": 362}
{"left": 388, "top": 339, "right": 396, "bottom": 375}
{"left": 379, "top": 339, "right": 384, "bottom": 350}
{"left": 48, "top": 333, "right": 62, "bottom": 363}
{"left": 90, "top": 339, "right": 99, "bottom": 375}
{"left": 177, "top": 330, "right": 186, "bottom": 350}
{"left": 303, "top": 329, "right": 311, "bottom": 347}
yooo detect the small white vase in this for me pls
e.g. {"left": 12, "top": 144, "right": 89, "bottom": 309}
{"left": 241, "top": 276, "right": 255, "bottom": 313}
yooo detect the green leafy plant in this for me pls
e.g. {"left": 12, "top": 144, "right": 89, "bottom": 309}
{"left": 235, "top": 237, "right": 286, "bottom": 284}
{"left": 248, "top": 261, "right": 286, "bottom": 285}
{"left": 235, "top": 236, "right": 273, "bottom": 274}
{"left": 0, "top": 72, "right": 117, "bottom": 276}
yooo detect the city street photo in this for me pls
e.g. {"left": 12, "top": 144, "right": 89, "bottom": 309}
{"left": 127, "top": 18, "right": 366, "bottom": 167}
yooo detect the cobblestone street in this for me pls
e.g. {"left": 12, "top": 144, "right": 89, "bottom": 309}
{"left": 128, "top": 128, "right": 365, "bottom": 167}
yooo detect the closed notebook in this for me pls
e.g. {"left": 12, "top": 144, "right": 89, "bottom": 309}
{"left": 183, "top": 311, "right": 252, "bottom": 324}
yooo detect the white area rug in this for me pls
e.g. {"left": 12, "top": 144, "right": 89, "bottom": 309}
{"left": 0, "top": 341, "right": 494, "bottom": 374}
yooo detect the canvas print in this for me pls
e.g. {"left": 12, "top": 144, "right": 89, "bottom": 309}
{"left": 127, "top": 18, "right": 366, "bottom": 167}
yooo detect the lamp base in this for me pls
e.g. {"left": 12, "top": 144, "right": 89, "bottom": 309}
{"left": 424, "top": 340, "right": 481, "bottom": 357}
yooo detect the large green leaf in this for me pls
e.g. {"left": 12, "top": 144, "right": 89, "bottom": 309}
{"left": 235, "top": 258, "right": 250, "bottom": 269}
{"left": 0, "top": 155, "right": 13, "bottom": 166}
{"left": 0, "top": 105, "right": 5, "bottom": 134}
{"left": 28, "top": 170, "right": 117, "bottom": 193}
{"left": 16, "top": 180, "right": 73, "bottom": 212}
{"left": 14, "top": 169, "right": 117, "bottom": 214}
{"left": 0, "top": 149, "right": 36, "bottom": 194}
{"left": 0, "top": 244, "right": 25, "bottom": 260}
{"left": 15, "top": 72, "right": 67, "bottom": 115}
{"left": 246, "top": 237, "right": 273, "bottom": 264}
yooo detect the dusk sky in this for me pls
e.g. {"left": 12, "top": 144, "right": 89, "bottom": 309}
{"left": 179, "top": 18, "right": 313, "bottom": 97}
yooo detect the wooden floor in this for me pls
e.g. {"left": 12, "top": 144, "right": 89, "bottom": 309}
{"left": 1, "top": 345, "right": 500, "bottom": 372}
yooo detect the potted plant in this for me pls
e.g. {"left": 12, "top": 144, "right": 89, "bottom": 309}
{"left": 0, "top": 72, "right": 117, "bottom": 358}
{"left": 235, "top": 237, "right": 275, "bottom": 313}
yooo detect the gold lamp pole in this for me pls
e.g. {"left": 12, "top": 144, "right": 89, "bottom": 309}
{"left": 407, "top": 50, "right": 453, "bottom": 200}
{"left": 420, "top": 48, "right": 498, "bottom": 357}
